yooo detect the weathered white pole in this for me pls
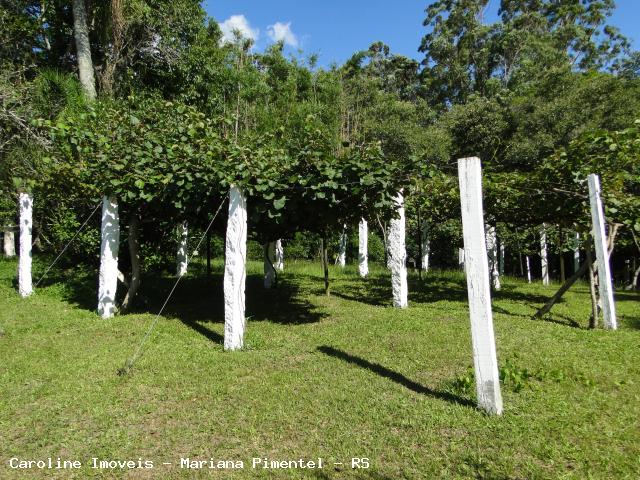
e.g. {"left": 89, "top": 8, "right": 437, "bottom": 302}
{"left": 573, "top": 232, "right": 580, "bottom": 274}
{"left": 358, "top": 218, "right": 368, "bottom": 278}
{"left": 458, "top": 248, "right": 465, "bottom": 270}
{"left": 176, "top": 222, "right": 188, "bottom": 277}
{"left": 18, "top": 193, "right": 33, "bottom": 297}
{"left": 540, "top": 224, "right": 549, "bottom": 285}
{"left": 97, "top": 196, "right": 119, "bottom": 318}
{"left": 337, "top": 225, "right": 347, "bottom": 268}
{"left": 588, "top": 174, "right": 617, "bottom": 330}
{"left": 486, "top": 224, "right": 501, "bottom": 290}
{"left": 458, "top": 157, "right": 503, "bottom": 416}
{"left": 525, "top": 255, "right": 532, "bottom": 283}
{"left": 4, "top": 228, "right": 15, "bottom": 257}
{"left": 499, "top": 243, "right": 505, "bottom": 276}
{"left": 263, "top": 241, "right": 276, "bottom": 289}
{"left": 274, "top": 239, "right": 284, "bottom": 271}
{"left": 389, "top": 191, "right": 408, "bottom": 308}
{"left": 224, "top": 186, "right": 248, "bottom": 350}
{"left": 421, "top": 222, "right": 430, "bottom": 272}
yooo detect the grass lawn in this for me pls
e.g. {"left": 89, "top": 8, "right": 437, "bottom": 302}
{"left": 0, "top": 256, "right": 639, "bottom": 479}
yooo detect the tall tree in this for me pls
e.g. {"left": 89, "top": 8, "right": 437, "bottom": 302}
{"left": 71, "top": 0, "right": 96, "bottom": 100}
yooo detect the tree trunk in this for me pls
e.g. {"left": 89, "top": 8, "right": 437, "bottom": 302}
{"left": 321, "top": 235, "right": 330, "bottom": 296}
{"left": 72, "top": 0, "right": 97, "bottom": 100}
{"left": 629, "top": 264, "right": 640, "bottom": 291}
{"left": 121, "top": 213, "right": 141, "bottom": 312}
{"left": 263, "top": 242, "right": 276, "bottom": 289}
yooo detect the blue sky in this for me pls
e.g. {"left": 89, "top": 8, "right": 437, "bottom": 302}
{"left": 203, "top": 0, "right": 639, "bottom": 67}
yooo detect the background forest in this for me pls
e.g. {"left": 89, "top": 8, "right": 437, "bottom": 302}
{"left": 1, "top": 0, "right": 639, "bottom": 292}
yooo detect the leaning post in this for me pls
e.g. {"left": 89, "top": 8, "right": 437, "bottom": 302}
{"left": 458, "top": 157, "right": 503, "bottom": 415}
{"left": 223, "top": 186, "right": 248, "bottom": 350}
{"left": 587, "top": 174, "right": 617, "bottom": 330}
{"left": 18, "top": 193, "right": 33, "bottom": 297}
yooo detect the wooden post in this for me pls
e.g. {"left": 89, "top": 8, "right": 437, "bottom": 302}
{"left": 97, "top": 196, "right": 119, "bottom": 318}
{"left": 573, "top": 232, "right": 580, "bottom": 273}
{"left": 3, "top": 228, "right": 15, "bottom": 257}
{"left": 337, "top": 225, "right": 347, "bottom": 267}
{"left": 223, "top": 186, "right": 248, "bottom": 350}
{"left": 176, "top": 222, "right": 188, "bottom": 276}
{"left": 526, "top": 256, "right": 532, "bottom": 283}
{"left": 587, "top": 174, "right": 617, "bottom": 330}
{"left": 540, "top": 224, "right": 549, "bottom": 285}
{"left": 485, "top": 224, "right": 501, "bottom": 290}
{"left": 358, "top": 218, "right": 368, "bottom": 277}
{"left": 420, "top": 218, "right": 430, "bottom": 274}
{"left": 18, "top": 193, "right": 33, "bottom": 297}
{"left": 458, "top": 157, "right": 503, "bottom": 415}
{"left": 389, "top": 190, "right": 408, "bottom": 308}
{"left": 274, "top": 239, "right": 284, "bottom": 271}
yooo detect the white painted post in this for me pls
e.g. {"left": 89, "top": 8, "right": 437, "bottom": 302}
{"left": 358, "top": 218, "right": 368, "bottom": 277}
{"left": 274, "top": 239, "right": 284, "bottom": 271}
{"left": 486, "top": 224, "right": 501, "bottom": 290}
{"left": 97, "top": 196, "right": 119, "bottom": 318}
{"left": 458, "top": 248, "right": 465, "bottom": 269}
{"left": 525, "top": 255, "right": 532, "bottom": 283}
{"left": 223, "top": 186, "right": 248, "bottom": 350}
{"left": 499, "top": 243, "right": 505, "bottom": 276}
{"left": 3, "top": 229, "right": 15, "bottom": 257}
{"left": 337, "top": 225, "right": 347, "bottom": 267}
{"left": 573, "top": 232, "right": 580, "bottom": 274}
{"left": 458, "top": 157, "right": 503, "bottom": 416}
{"left": 588, "top": 174, "right": 617, "bottom": 330}
{"left": 540, "top": 224, "right": 549, "bottom": 285}
{"left": 421, "top": 222, "right": 430, "bottom": 273}
{"left": 389, "top": 191, "right": 408, "bottom": 308}
{"left": 18, "top": 193, "right": 33, "bottom": 297}
{"left": 176, "top": 222, "right": 188, "bottom": 277}
{"left": 263, "top": 241, "right": 276, "bottom": 289}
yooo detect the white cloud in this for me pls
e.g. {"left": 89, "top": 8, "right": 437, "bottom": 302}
{"left": 267, "top": 22, "right": 299, "bottom": 48}
{"left": 219, "top": 15, "right": 259, "bottom": 44}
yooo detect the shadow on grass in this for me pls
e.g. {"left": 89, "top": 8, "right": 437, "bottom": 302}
{"left": 36, "top": 266, "right": 326, "bottom": 345}
{"left": 317, "top": 345, "right": 474, "bottom": 409}
{"left": 329, "top": 271, "right": 556, "bottom": 309}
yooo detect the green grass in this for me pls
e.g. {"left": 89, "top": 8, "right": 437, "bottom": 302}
{"left": 0, "top": 256, "right": 639, "bottom": 479}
